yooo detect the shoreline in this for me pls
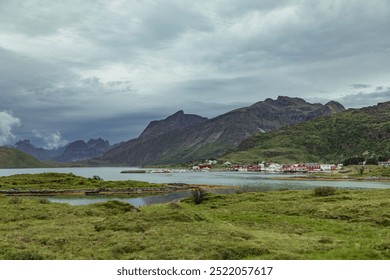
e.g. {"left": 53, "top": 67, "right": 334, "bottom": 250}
{"left": 272, "top": 175, "right": 390, "bottom": 182}
{"left": 0, "top": 183, "right": 239, "bottom": 196}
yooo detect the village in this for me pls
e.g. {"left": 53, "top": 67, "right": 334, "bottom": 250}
{"left": 192, "top": 161, "right": 340, "bottom": 173}
{"left": 191, "top": 159, "right": 390, "bottom": 173}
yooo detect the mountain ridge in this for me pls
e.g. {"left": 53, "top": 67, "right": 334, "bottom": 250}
{"left": 101, "top": 96, "right": 345, "bottom": 165}
{"left": 14, "top": 138, "right": 110, "bottom": 163}
{"left": 222, "top": 101, "right": 390, "bottom": 163}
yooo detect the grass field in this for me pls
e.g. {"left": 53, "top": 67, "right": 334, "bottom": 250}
{"left": 0, "top": 174, "right": 389, "bottom": 259}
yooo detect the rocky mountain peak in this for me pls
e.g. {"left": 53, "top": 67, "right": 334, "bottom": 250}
{"left": 87, "top": 138, "right": 110, "bottom": 149}
{"left": 169, "top": 110, "right": 184, "bottom": 117}
{"left": 139, "top": 110, "right": 208, "bottom": 141}
{"left": 324, "top": 101, "right": 346, "bottom": 113}
{"left": 263, "top": 96, "right": 309, "bottom": 107}
{"left": 56, "top": 138, "right": 111, "bottom": 162}
{"left": 15, "top": 139, "right": 33, "bottom": 148}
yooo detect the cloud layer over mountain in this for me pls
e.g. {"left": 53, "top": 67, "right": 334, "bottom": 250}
{"left": 1, "top": 0, "right": 389, "bottom": 146}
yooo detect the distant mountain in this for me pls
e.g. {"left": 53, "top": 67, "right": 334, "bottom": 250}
{"left": 222, "top": 101, "right": 390, "bottom": 164}
{"left": 15, "top": 140, "right": 64, "bottom": 161}
{"left": 0, "top": 146, "right": 46, "bottom": 168}
{"left": 101, "top": 96, "right": 345, "bottom": 166}
{"left": 55, "top": 138, "right": 110, "bottom": 162}
{"left": 14, "top": 138, "right": 110, "bottom": 163}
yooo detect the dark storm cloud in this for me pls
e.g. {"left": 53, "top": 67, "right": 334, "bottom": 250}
{"left": 1, "top": 0, "right": 390, "bottom": 147}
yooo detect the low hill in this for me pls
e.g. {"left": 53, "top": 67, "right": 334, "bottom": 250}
{"left": 0, "top": 147, "right": 47, "bottom": 168}
{"left": 102, "top": 97, "right": 345, "bottom": 166}
{"left": 222, "top": 101, "right": 390, "bottom": 164}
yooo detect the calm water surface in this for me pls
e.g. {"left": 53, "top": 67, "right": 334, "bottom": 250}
{"left": 2, "top": 167, "right": 389, "bottom": 206}
{"left": 45, "top": 188, "right": 237, "bottom": 207}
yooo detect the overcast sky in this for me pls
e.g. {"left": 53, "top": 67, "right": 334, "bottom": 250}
{"left": 1, "top": 0, "right": 390, "bottom": 148}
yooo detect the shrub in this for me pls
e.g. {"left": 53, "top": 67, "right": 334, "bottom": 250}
{"left": 192, "top": 188, "right": 208, "bottom": 204}
{"left": 91, "top": 175, "right": 103, "bottom": 181}
{"left": 38, "top": 198, "right": 50, "bottom": 204}
{"left": 9, "top": 196, "right": 22, "bottom": 204}
{"left": 314, "top": 187, "right": 337, "bottom": 197}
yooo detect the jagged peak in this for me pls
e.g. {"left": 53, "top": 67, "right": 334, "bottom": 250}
{"left": 324, "top": 100, "right": 346, "bottom": 113}
{"left": 164, "top": 110, "right": 186, "bottom": 121}
{"left": 139, "top": 110, "right": 207, "bottom": 140}
{"left": 253, "top": 96, "right": 314, "bottom": 109}
{"left": 172, "top": 110, "right": 184, "bottom": 116}
{"left": 15, "top": 139, "right": 32, "bottom": 145}
{"left": 263, "top": 96, "right": 306, "bottom": 104}
{"left": 87, "top": 138, "right": 109, "bottom": 144}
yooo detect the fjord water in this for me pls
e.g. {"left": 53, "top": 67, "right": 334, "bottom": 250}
{"left": 1, "top": 167, "right": 390, "bottom": 189}
{"left": 1, "top": 167, "right": 390, "bottom": 206}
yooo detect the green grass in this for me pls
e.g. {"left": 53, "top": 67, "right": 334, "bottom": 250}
{"left": 0, "top": 185, "right": 389, "bottom": 259}
{"left": 0, "top": 172, "right": 166, "bottom": 192}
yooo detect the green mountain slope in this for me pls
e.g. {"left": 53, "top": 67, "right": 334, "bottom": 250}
{"left": 0, "top": 147, "right": 46, "bottom": 168}
{"left": 222, "top": 101, "right": 390, "bottom": 164}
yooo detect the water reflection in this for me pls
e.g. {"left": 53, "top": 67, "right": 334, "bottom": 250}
{"left": 46, "top": 188, "right": 237, "bottom": 206}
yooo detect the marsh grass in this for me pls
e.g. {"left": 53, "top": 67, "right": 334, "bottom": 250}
{"left": 0, "top": 185, "right": 390, "bottom": 260}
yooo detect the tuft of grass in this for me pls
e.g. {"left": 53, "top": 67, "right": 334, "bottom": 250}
{"left": 95, "top": 200, "right": 140, "bottom": 213}
{"left": 38, "top": 198, "right": 51, "bottom": 204}
{"left": 216, "top": 245, "right": 270, "bottom": 260}
{"left": 314, "top": 187, "right": 337, "bottom": 197}
{"left": 9, "top": 196, "right": 23, "bottom": 204}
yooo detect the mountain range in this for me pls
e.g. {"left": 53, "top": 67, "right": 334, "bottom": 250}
{"left": 14, "top": 138, "right": 110, "bottom": 163}
{"left": 4, "top": 96, "right": 350, "bottom": 167}
{"left": 101, "top": 96, "right": 345, "bottom": 166}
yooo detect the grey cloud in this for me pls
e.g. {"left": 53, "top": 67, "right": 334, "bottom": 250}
{"left": 0, "top": 111, "right": 20, "bottom": 145}
{"left": 0, "top": 0, "right": 95, "bottom": 36}
{"left": 351, "top": 84, "right": 371, "bottom": 89}
{"left": 32, "top": 130, "right": 68, "bottom": 149}
{"left": 1, "top": 0, "right": 390, "bottom": 147}
{"left": 337, "top": 90, "right": 390, "bottom": 108}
